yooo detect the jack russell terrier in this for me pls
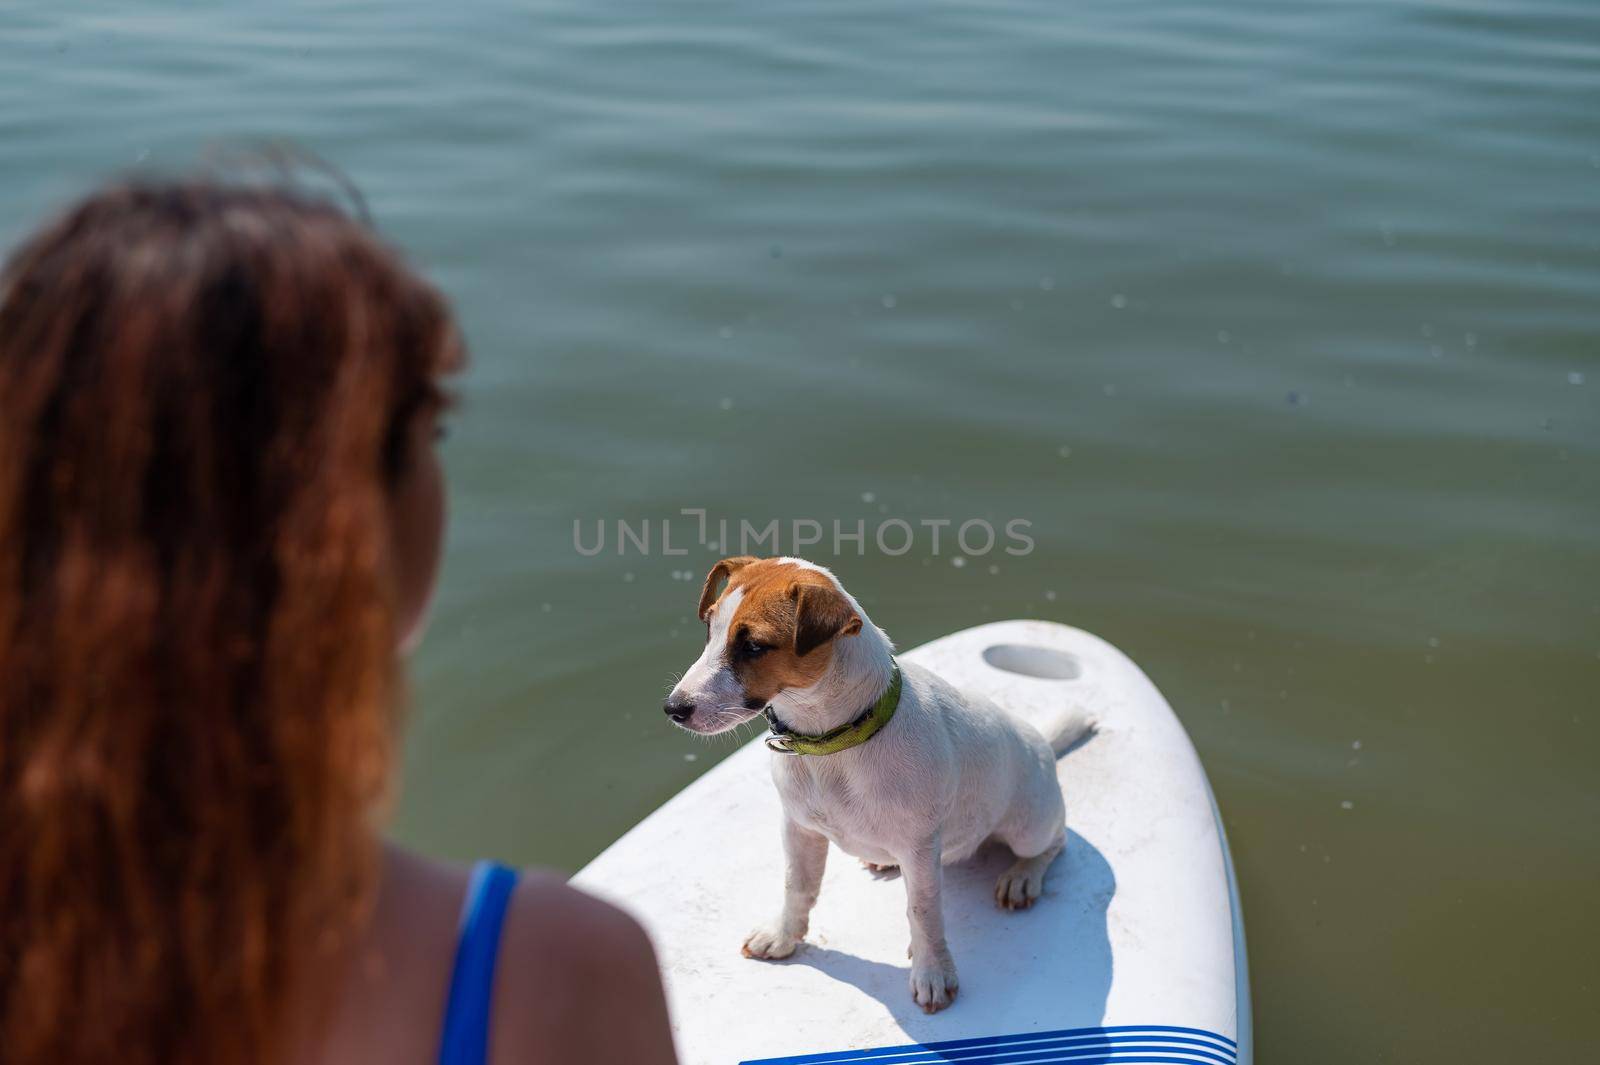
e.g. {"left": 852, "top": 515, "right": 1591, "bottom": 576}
{"left": 664, "top": 556, "right": 1089, "bottom": 1013}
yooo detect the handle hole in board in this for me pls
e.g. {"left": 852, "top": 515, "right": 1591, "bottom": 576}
{"left": 981, "top": 643, "right": 1082, "bottom": 680}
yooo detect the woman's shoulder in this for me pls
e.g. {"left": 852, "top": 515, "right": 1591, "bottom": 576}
{"left": 491, "top": 867, "right": 678, "bottom": 1065}
{"left": 388, "top": 847, "right": 659, "bottom": 997}
{"left": 506, "top": 871, "right": 648, "bottom": 958}
{"left": 326, "top": 848, "right": 675, "bottom": 1065}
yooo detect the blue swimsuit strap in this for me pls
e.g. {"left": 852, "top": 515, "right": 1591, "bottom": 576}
{"left": 438, "top": 861, "right": 520, "bottom": 1065}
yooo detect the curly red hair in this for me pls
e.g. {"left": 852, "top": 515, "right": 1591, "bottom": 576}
{"left": 0, "top": 181, "right": 460, "bottom": 1065}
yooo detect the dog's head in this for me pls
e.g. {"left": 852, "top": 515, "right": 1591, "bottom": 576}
{"left": 663, "top": 556, "right": 863, "bottom": 734}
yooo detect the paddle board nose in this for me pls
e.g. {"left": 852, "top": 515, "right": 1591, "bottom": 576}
{"left": 576, "top": 620, "right": 1252, "bottom": 1065}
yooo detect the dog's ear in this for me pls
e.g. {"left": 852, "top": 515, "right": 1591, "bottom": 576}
{"left": 698, "top": 556, "right": 758, "bottom": 621}
{"left": 789, "top": 582, "right": 863, "bottom": 658}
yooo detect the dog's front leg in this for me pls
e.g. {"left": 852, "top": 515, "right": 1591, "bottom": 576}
{"left": 900, "top": 833, "right": 959, "bottom": 1013}
{"left": 742, "top": 817, "right": 828, "bottom": 960}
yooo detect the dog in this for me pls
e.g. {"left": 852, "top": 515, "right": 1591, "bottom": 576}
{"left": 664, "top": 556, "right": 1089, "bottom": 1013}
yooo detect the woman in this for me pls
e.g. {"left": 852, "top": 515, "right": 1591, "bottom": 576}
{"left": 0, "top": 181, "right": 678, "bottom": 1065}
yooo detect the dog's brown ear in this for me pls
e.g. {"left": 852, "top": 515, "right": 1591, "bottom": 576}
{"left": 790, "top": 582, "right": 863, "bottom": 657}
{"left": 698, "top": 556, "right": 758, "bottom": 621}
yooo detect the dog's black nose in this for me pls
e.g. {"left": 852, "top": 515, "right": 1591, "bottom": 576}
{"left": 663, "top": 698, "right": 695, "bottom": 723}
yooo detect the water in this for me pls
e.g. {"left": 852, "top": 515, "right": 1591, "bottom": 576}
{"left": 4, "top": 1, "right": 1597, "bottom": 1058}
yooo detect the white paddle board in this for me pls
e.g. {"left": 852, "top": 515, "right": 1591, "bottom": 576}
{"left": 575, "top": 620, "right": 1251, "bottom": 1064}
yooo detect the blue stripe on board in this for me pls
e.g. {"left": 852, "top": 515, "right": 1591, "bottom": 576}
{"left": 834, "top": 1048, "right": 1235, "bottom": 1065}
{"left": 741, "top": 1026, "right": 1238, "bottom": 1065}
{"left": 864, "top": 1055, "right": 1222, "bottom": 1061}
{"left": 747, "top": 1055, "right": 1230, "bottom": 1065}
{"left": 755, "top": 1034, "right": 1237, "bottom": 1065}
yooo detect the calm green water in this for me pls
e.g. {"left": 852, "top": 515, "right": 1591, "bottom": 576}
{"left": 5, "top": 1, "right": 1598, "bottom": 1058}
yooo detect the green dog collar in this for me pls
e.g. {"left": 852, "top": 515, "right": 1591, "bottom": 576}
{"left": 763, "top": 662, "right": 903, "bottom": 756}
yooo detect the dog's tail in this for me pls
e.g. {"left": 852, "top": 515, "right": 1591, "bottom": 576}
{"left": 1040, "top": 705, "right": 1096, "bottom": 757}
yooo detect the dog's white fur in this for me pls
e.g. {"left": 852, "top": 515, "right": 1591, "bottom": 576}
{"left": 667, "top": 559, "right": 1089, "bottom": 1013}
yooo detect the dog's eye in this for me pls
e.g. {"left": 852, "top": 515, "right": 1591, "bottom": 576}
{"left": 743, "top": 638, "right": 771, "bottom": 658}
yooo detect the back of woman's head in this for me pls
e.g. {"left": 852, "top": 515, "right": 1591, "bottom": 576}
{"left": 0, "top": 180, "right": 460, "bottom": 1065}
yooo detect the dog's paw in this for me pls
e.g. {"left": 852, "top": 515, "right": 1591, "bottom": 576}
{"left": 741, "top": 925, "right": 801, "bottom": 961}
{"left": 995, "top": 860, "right": 1049, "bottom": 910}
{"left": 908, "top": 954, "right": 959, "bottom": 1014}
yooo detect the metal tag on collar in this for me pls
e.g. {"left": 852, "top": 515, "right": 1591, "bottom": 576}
{"left": 762, "top": 706, "right": 801, "bottom": 755}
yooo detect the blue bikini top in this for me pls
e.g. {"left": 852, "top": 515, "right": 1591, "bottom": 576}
{"left": 437, "top": 861, "right": 520, "bottom": 1065}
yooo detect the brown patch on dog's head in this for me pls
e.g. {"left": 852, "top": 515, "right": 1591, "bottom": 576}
{"left": 790, "top": 582, "right": 862, "bottom": 657}
{"left": 697, "top": 555, "right": 757, "bottom": 621}
{"left": 696, "top": 557, "right": 864, "bottom": 707}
